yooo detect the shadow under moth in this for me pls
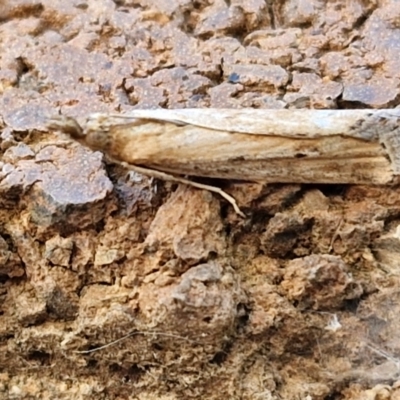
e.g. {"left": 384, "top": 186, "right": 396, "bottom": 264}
{"left": 48, "top": 108, "right": 400, "bottom": 217}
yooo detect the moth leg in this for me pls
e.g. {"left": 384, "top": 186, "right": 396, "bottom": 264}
{"left": 117, "top": 162, "right": 245, "bottom": 218}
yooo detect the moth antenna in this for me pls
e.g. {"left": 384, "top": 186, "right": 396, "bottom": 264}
{"left": 101, "top": 113, "right": 186, "bottom": 126}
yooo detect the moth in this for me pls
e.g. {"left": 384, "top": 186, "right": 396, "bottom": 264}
{"left": 48, "top": 109, "right": 400, "bottom": 216}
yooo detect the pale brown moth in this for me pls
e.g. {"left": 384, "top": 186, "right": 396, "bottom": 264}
{"left": 48, "top": 109, "right": 400, "bottom": 216}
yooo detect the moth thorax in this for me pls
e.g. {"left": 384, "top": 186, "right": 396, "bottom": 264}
{"left": 85, "top": 129, "right": 110, "bottom": 151}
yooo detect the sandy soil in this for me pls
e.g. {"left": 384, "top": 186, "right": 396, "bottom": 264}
{"left": 1, "top": 0, "right": 400, "bottom": 399}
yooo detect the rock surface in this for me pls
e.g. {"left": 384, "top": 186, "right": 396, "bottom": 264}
{"left": 1, "top": 0, "right": 400, "bottom": 399}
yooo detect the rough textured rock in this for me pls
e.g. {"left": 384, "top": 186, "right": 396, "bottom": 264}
{"left": 1, "top": 0, "right": 400, "bottom": 399}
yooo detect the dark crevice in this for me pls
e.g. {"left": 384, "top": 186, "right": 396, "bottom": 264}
{"left": 265, "top": 0, "right": 276, "bottom": 29}
{"left": 27, "top": 350, "right": 51, "bottom": 365}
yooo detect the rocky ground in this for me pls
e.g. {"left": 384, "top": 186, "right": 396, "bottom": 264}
{"left": 1, "top": 0, "right": 400, "bottom": 399}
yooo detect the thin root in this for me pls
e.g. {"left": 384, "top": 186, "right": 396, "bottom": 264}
{"left": 75, "top": 331, "right": 197, "bottom": 354}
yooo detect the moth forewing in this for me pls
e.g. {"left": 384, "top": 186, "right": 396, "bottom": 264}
{"left": 92, "top": 108, "right": 400, "bottom": 139}
{"left": 49, "top": 108, "right": 400, "bottom": 186}
{"left": 77, "top": 110, "right": 398, "bottom": 185}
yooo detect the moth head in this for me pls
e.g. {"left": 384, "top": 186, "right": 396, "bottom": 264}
{"left": 47, "top": 115, "right": 84, "bottom": 139}
{"left": 83, "top": 113, "right": 113, "bottom": 151}
{"left": 47, "top": 114, "right": 111, "bottom": 152}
